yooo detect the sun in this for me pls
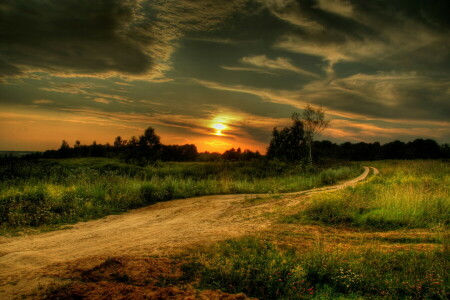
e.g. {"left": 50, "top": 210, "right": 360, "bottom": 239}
{"left": 212, "top": 123, "right": 227, "bottom": 136}
{"left": 212, "top": 123, "right": 226, "bottom": 130}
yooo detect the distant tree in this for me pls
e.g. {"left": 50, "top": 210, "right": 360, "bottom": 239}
{"left": 301, "top": 105, "right": 330, "bottom": 165}
{"left": 223, "top": 148, "right": 241, "bottom": 161}
{"left": 128, "top": 136, "right": 139, "bottom": 148}
{"left": 58, "top": 140, "right": 71, "bottom": 158}
{"left": 382, "top": 140, "right": 407, "bottom": 159}
{"left": 408, "top": 139, "right": 441, "bottom": 159}
{"left": 73, "top": 140, "right": 81, "bottom": 157}
{"left": 142, "top": 127, "right": 161, "bottom": 147}
{"left": 114, "top": 136, "right": 125, "bottom": 148}
{"left": 161, "top": 144, "right": 198, "bottom": 161}
{"left": 267, "top": 113, "right": 305, "bottom": 162}
{"left": 138, "top": 127, "right": 162, "bottom": 162}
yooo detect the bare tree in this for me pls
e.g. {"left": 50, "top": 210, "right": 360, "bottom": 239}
{"left": 301, "top": 105, "right": 330, "bottom": 165}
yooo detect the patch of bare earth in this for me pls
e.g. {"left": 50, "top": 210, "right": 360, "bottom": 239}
{"left": 45, "top": 256, "right": 253, "bottom": 300}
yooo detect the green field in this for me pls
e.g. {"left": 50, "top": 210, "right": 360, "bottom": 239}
{"left": 285, "top": 160, "right": 450, "bottom": 229}
{"left": 3, "top": 159, "right": 449, "bottom": 299}
{"left": 0, "top": 157, "right": 359, "bottom": 233}
{"left": 184, "top": 160, "right": 449, "bottom": 299}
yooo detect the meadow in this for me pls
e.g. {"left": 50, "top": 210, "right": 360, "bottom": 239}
{"left": 285, "top": 160, "right": 449, "bottom": 229}
{"left": 183, "top": 160, "right": 449, "bottom": 299}
{"left": 0, "top": 157, "right": 359, "bottom": 232}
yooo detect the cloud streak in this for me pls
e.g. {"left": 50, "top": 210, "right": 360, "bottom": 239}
{"left": 240, "top": 55, "right": 320, "bottom": 78}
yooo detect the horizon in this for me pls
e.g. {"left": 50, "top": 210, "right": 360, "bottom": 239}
{"left": 1, "top": 0, "right": 449, "bottom": 152}
{"left": 1, "top": 136, "right": 447, "bottom": 155}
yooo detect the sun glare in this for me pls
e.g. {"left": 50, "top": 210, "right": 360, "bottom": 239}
{"left": 213, "top": 123, "right": 226, "bottom": 130}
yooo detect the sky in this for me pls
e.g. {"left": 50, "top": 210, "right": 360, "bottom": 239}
{"left": 0, "top": 0, "right": 449, "bottom": 153}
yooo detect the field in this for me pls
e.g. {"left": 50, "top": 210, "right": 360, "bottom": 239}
{"left": 178, "top": 160, "right": 449, "bottom": 299}
{"left": 0, "top": 157, "right": 358, "bottom": 233}
{"left": 0, "top": 159, "right": 448, "bottom": 299}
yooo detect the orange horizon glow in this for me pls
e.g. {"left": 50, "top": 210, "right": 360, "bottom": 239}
{"left": 1, "top": 106, "right": 447, "bottom": 154}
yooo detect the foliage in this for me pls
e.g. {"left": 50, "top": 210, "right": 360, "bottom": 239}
{"left": 267, "top": 113, "right": 306, "bottom": 162}
{"left": 301, "top": 105, "right": 330, "bottom": 165}
{"left": 187, "top": 237, "right": 311, "bottom": 299}
{"left": 286, "top": 160, "right": 450, "bottom": 229}
{"left": 0, "top": 157, "right": 359, "bottom": 231}
{"left": 187, "top": 237, "right": 449, "bottom": 299}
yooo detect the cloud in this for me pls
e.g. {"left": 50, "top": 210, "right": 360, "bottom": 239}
{"left": 0, "top": 0, "right": 156, "bottom": 80}
{"left": 271, "top": 0, "right": 448, "bottom": 72}
{"left": 259, "top": 0, "right": 323, "bottom": 31}
{"left": 0, "top": 0, "right": 249, "bottom": 82}
{"left": 324, "top": 119, "right": 450, "bottom": 143}
{"left": 194, "top": 76, "right": 450, "bottom": 142}
{"left": 94, "top": 98, "right": 111, "bottom": 104}
{"left": 32, "top": 99, "right": 54, "bottom": 104}
{"left": 240, "top": 55, "right": 320, "bottom": 78}
{"left": 316, "top": 0, "right": 353, "bottom": 17}
{"left": 221, "top": 66, "right": 276, "bottom": 75}
{"left": 40, "top": 82, "right": 133, "bottom": 104}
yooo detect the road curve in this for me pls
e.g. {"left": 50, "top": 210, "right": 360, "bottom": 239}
{"left": 0, "top": 166, "right": 378, "bottom": 299}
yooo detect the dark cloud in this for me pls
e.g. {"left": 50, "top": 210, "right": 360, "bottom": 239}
{"left": 0, "top": 0, "right": 156, "bottom": 79}
{"left": 0, "top": 0, "right": 253, "bottom": 82}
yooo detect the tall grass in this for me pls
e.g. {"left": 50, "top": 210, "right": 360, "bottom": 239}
{"left": 186, "top": 236, "right": 449, "bottom": 299}
{"left": 285, "top": 160, "right": 449, "bottom": 229}
{"left": 0, "top": 158, "right": 360, "bottom": 230}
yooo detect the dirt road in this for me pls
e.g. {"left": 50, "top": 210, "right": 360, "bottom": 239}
{"left": 0, "top": 166, "right": 377, "bottom": 299}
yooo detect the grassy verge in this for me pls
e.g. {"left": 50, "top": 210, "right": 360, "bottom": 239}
{"left": 0, "top": 158, "right": 360, "bottom": 233}
{"left": 283, "top": 160, "right": 449, "bottom": 230}
{"left": 185, "top": 236, "right": 449, "bottom": 299}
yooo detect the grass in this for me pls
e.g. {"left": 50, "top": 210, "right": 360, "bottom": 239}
{"left": 182, "top": 160, "right": 449, "bottom": 298}
{"left": 284, "top": 160, "right": 449, "bottom": 230}
{"left": 0, "top": 157, "right": 360, "bottom": 233}
{"left": 185, "top": 236, "right": 449, "bottom": 299}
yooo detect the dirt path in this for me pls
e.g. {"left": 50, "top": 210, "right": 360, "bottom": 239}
{"left": 0, "top": 166, "right": 377, "bottom": 299}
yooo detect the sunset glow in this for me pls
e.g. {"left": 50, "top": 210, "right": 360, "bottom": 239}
{"left": 0, "top": 1, "right": 449, "bottom": 152}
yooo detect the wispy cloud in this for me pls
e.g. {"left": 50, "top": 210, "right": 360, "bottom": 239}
{"left": 316, "top": 0, "right": 354, "bottom": 17}
{"left": 240, "top": 55, "right": 320, "bottom": 78}
{"left": 221, "top": 66, "right": 276, "bottom": 75}
{"left": 93, "top": 98, "right": 111, "bottom": 104}
{"left": 32, "top": 99, "right": 54, "bottom": 104}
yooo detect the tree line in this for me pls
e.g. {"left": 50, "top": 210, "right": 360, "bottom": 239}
{"left": 31, "top": 127, "right": 261, "bottom": 164}
{"left": 267, "top": 107, "right": 449, "bottom": 162}
{"left": 25, "top": 105, "right": 449, "bottom": 163}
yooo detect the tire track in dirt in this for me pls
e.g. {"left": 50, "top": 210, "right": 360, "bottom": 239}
{"left": 0, "top": 166, "right": 377, "bottom": 299}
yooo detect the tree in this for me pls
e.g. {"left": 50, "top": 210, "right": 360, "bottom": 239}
{"left": 58, "top": 140, "right": 71, "bottom": 158}
{"left": 267, "top": 113, "right": 305, "bottom": 162}
{"left": 139, "top": 127, "right": 161, "bottom": 161}
{"left": 301, "top": 105, "right": 330, "bottom": 165}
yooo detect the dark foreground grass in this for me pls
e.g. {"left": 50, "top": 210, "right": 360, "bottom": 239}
{"left": 284, "top": 160, "right": 449, "bottom": 230}
{"left": 0, "top": 158, "right": 359, "bottom": 233}
{"left": 185, "top": 236, "right": 449, "bottom": 299}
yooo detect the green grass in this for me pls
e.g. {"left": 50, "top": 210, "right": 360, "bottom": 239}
{"left": 0, "top": 158, "right": 360, "bottom": 232}
{"left": 284, "top": 160, "right": 450, "bottom": 230}
{"left": 185, "top": 236, "right": 449, "bottom": 299}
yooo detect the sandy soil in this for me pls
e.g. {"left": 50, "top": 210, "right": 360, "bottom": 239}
{"left": 0, "top": 166, "right": 376, "bottom": 299}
